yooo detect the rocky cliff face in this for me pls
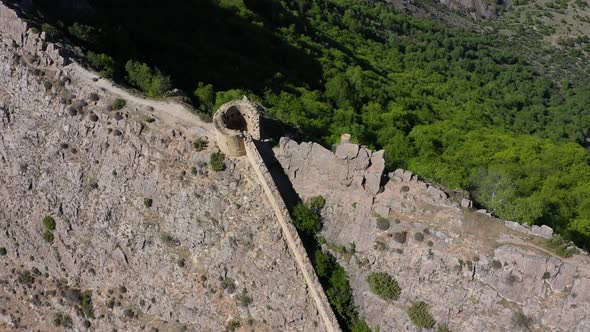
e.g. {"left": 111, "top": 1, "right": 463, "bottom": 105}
{"left": 0, "top": 6, "right": 323, "bottom": 330}
{"left": 277, "top": 137, "right": 590, "bottom": 332}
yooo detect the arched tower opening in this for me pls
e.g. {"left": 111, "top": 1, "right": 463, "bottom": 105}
{"left": 223, "top": 106, "right": 248, "bottom": 132}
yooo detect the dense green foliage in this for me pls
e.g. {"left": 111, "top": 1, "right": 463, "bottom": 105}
{"left": 408, "top": 301, "right": 436, "bottom": 328}
{"left": 30, "top": 0, "right": 590, "bottom": 249}
{"left": 367, "top": 272, "right": 401, "bottom": 300}
{"left": 86, "top": 52, "right": 115, "bottom": 78}
{"left": 125, "top": 60, "right": 172, "bottom": 97}
{"left": 292, "top": 195, "right": 325, "bottom": 235}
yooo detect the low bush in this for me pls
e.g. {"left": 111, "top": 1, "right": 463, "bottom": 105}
{"left": 408, "top": 301, "right": 436, "bottom": 328}
{"left": 42, "top": 230, "right": 54, "bottom": 243}
{"left": 227, "top": 319, "right": 241, "bottom": 331}
{"left": 53, "top": 312, "right": 73, "bottom": 327}
{"left": 143, "top": 198, "right": 153, "bottom": 208}
{"left": 125, "top": 60, "right": 172, "bottom": 97}
{"left": 367, "top": 272, "right": 401, "bottom": 300}
{"left": 43, "top": 215, "right": 56, "bottom": 231}
{"left": 193, "top": 137, "right": 207, "bottom": 151}
{"left": 491, "top": 260, "right": 503, "bottom": 269}
{"left": 546, "top": 234, "right": 579, "bottom": 257}
{"left": 111, "top": 98, "right": 126, "bottom": 110}
{"left": 414, "top": 232, "right": 424, "bottom": 241}
{"left": 393, "top": 231, "right": 407, "bottom": 244}
{"left": 376, "top": 217, "right": 390, "bottom": 231}
{"left": 210, "top": 151, "right": 226, "bottom": 172}
{"left": 0, "top": 247, "right": 7, "bottom": 256}
{"left": 237, "top": 288, "right": 253, "bottom": 307}
{"left": 292, "top": 201, "right": 322, "bottom": 235}
{"left": 86, "top": 52, "right": 115, "bottom": 78}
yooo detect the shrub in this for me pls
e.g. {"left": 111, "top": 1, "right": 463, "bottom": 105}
{"left": 292, "top": 201, "right": 322, "bottom": 235}
{"left": 0, "top": 247, "right": 7, "bottom": 256}
{"left": 194, "top": 82, "right": 216, "bottom": 113}
{"left": 143, "top": 198, "right": 153, "bottom": 208}
{"left": 68, "top": 22, "right": 100, "bottom": 45}
{"left": 125, "top": 60, "right": 172, "bottom": 97}
{"left": 41, "top": 23, "right": 60, "bottom": 38}
{"left": 53, "top": 312, "right": 72, "bottom": 327}
{"left": 111, "top": 98, "right": 126, "bottom": 110}
{"left": 308, "top": 195, "right": 326, "bottom": 212}
{"left": 546, "top": 234, "right": 578, "bottom": 257}
{"left": 210, "top": 151, "right": 226, "bottom": 172}
{"left": 542, "top": 271, "right": 551, "bottom": 279}
{"left": 238, "top": 288, "right": 253, "bottom": 307}
{"left": 408, "top": 301, "right": 436, "bottom": 328}
{"left": 376, "top": 217, "right": 390, "bottom": 231}
{"left": 400, "top": 185, "right": 410, "bottom": 193}
{"left": 43, "top": 215, "right": 56, "bottom": 231}
{"left": 42, "top": 230, "right": 54, "bottom": 243}
{"left": 512, "top": 310, "right": 532, "bottom": 330}
{"left": 427, "top": 240, "right": 434, "bottom": 247}
{"left": 414, "top": 232, "right": 424, "bottom": 241}
{"left": 367, "top": 272, "right": 401, "bottom": 300}
{"left": 159, "top": 233, "right": 178, "bottom": 247}
{"left": 18, "top": 270, "right": 34, "bottom": 287}
{"left": 227, "top": 320, "right": 241, "bottom": 331}
{"left": 193, "top": 137, "right": 207, "bottom": 151}
{"left": 393, "top": 231, "right": 407, "bottom": 244}
{"left": 87, "top": 52, "right": 115, "bottom": 78}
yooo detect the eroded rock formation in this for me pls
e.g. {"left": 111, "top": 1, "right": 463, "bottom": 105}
{"left": 276, "top": 137, "right": 590, "bottom": 331}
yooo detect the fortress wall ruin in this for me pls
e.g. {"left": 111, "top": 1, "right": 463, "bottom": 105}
{"left": 243, "top": 136, "right": 342, "bottom": 332}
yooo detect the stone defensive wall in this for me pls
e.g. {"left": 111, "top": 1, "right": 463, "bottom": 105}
{"left": 243, "top": 136, "right": 341, "bottom": 332}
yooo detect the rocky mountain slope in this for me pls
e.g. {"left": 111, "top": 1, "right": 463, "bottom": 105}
{"left": 0, "top": 6, "right": 323, "bottom": 330}
{"left": 1, "top": 1, "right": 590, "bottom": 332}
{"left": 277, "top": 138, "right": 590, "bottom": 331}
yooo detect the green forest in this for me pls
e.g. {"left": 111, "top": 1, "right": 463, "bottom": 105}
{"left": 31, "top": 0, "right": 590, "bottom": 250}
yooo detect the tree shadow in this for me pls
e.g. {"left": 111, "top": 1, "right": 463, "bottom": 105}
{"left": 31, "top": 0, "right": 323, "bottom": 95}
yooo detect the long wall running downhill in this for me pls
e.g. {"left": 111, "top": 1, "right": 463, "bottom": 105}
{"left": 243, "top": 137, "right": 342, "bottom": 332}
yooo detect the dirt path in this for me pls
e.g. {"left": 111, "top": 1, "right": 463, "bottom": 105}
{"left": 66, "top": 62, "right": 213, "bottom": 136}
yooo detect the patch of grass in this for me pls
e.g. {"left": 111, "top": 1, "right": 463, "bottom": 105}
{"left": 111, "top": 98, "right": 126, "bottom": 110}
{"left": 408, "top": 301, "right": 436, "bottom": 328}
{"left": 367, "top": 272, "right": 401, "bottom": 301}
{"left": 221, "top": 277, "right": 236, "bottom": 294}
{"left": 210, "top": 151, "right": 226, "bottom": 172}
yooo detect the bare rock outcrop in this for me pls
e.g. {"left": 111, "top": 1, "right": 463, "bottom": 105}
{"left": 0, "top": 19, "right": 323, "bottom": 331}
{"left": 276, "top": 137, "right": 590, "bottom": 332}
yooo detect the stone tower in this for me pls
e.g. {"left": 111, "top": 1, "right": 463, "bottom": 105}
{"left": 213, "top": 97, "right": 262, "bottom": 157}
